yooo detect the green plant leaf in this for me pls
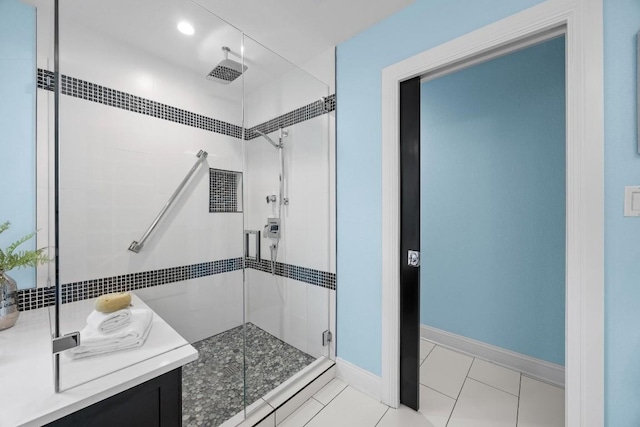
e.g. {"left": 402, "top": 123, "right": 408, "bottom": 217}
{"left": 0, "top": 221, "right": 50, "bottom": 273}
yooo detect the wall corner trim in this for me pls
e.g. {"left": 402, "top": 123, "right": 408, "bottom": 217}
{"left": 420, "top": 325, "right": 565, "bottom": 388}
{"left": 335, "top": 357, "right": 382, "bottom": 402}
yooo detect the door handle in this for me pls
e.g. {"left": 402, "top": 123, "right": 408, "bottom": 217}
{"left": 408, "top": 250, "right": 420, "bottom": 267}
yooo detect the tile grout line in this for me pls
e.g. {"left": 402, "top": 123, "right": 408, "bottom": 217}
{"left": 302, "top": 383, "right": 348, "bottom": 426}
{"left": 515, "top": 373, "right": 523, "bottom": 426}
{"left": 420, "top": 340, "right": 437, "bottom": 365}
{"left": 465, "top": 376, "right": 520, "bottom": 398}
{"left": 275, "top": 396, "right": 320, "bottom": 427}
{"left": 444, "top": 377, "right": 467, "bottom": 427}
{"left": 422, "top": 384, "right": 456, "bottom": 401}
{"left": 444, "top": 353, "right": 476, "bottom": 427}
{"left": 418, "top": 345, "right": 469, "bottom": 399}
{"left": 321, "top": 381, "right": 349, "bottom": 406}
{"left": 374, "top": 407, "right": 390, "bottom": 427}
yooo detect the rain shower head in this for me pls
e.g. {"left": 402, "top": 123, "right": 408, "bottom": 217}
{"left": 206, "top": 47, "right": 247, "bottom": 85}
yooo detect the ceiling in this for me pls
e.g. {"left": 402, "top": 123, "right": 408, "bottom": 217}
{"left": 193, "top": 0, "right": 415, "bottom": 66}
{"left": 44, "top": 0, "right": 414, "bottom": 98}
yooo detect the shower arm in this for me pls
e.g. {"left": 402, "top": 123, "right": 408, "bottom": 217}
{"left": 128, "top": 150, "right": 208, "bottom": 253}
{"left": 255, "top": 130, "right": 280, "bottom": 149}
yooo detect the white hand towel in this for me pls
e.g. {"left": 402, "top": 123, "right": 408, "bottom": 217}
{"left": 68, "top": 309, "right": 153, "bottom": 360}
{"left": 86, "top": 308, "right": 132, "bottom": 333}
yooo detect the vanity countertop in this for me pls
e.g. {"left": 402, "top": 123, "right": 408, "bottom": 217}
{"left": 0, "top": 294, "right": 197, "bottom": 427}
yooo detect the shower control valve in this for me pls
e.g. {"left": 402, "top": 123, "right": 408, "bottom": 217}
{"left": 264, "top": 217, "right": 281, "bottom": 239}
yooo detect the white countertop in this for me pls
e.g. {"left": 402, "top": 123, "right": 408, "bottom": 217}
{"left": 0, "top": 294, "right": 198, "bottom": 427}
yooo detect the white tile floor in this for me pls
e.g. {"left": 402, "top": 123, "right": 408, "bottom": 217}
{"left": 277, "top": 339, "right": 565, "bottom": 427}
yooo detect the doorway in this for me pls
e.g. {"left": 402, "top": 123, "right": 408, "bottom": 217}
{"left": 400, "top": 35, "right": 566, "bottom": 425}
{"left": 381, "top": 2, "right": 605, "bottom": 425}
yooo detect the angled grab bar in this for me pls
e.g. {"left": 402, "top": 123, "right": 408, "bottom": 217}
{"left": 129, "top": 150, "right": 208, "bottom": 253}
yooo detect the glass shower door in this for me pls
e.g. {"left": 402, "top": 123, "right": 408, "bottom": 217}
{"left": 52, "top": 1, "right": 247, "bottom": 414}
{"left": 241, "top": 34, "right": 332, "bottom": 418}
{"left": 50, "top": 0, "right": 332, "bottom": 423}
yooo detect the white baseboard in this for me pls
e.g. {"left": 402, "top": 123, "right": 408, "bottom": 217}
{"left": 421, "top": 324, "right": 565, "bottom": 388}
{"left": 335, "top": 357, "right": 382, "bottom": 401}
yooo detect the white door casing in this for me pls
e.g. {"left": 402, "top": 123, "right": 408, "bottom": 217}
{"left": 380, "top": 1, "right": 604, "bottom": 426}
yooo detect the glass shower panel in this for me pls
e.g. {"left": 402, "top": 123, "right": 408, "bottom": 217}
{"left": 54, "top": 2, "right": 246, "bottom": 418}
{"left": 241, "top": 34, "right": 331, "bottom": 416}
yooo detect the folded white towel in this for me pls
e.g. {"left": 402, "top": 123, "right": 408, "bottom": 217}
{"left": 86, "top": 308, "right": 132, "bottom": 333}
{"left": 68, "top": 309, "right": 153, "bottom": 360}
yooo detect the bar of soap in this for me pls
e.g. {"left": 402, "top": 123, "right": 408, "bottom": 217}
{"left": 95, "top": 292, "right": 131, "bottom": 313}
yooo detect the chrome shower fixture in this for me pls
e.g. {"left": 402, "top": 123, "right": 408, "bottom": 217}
{"left": 255, "top": 130, "right": 282, "bottom": 148}
{"left": 206, "top": 47, "right": 247, "bottom": 85}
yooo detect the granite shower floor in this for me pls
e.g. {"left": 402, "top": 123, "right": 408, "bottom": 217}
{"left": 182, "top": 323, "right": 316, "bottom": 427}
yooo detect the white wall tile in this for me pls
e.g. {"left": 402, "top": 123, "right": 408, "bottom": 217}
{"left": 245, "top": 117, "right": 330, "bottom": 273}
{"left": 134, "top": 271, "right": 243, "bottom": 343}
{"left": 53, "top": 15, "right": 243, "bottom": 125}
{"left": 34, "top": 6, "right": 336, "bottom": 371}
{"left": 58, "top": 96, "right": 244, "bottom": 284}
{"left": 306, "top": 283, "right": 330, "bottom": 358}
{"left": 246, "top": 269, "right": 330, "bottom": 359}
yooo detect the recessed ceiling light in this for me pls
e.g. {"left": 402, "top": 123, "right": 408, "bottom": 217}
{"left": 177, "top": 21, "right": 194, "bottom": 36}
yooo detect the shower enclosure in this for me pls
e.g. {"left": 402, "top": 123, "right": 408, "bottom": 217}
{"left": 38, "top": 0, "right": 334, "bottom": 425}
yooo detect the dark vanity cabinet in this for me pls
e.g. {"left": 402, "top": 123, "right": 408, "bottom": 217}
{"left": 46, "top": 368, "right": 182, "bottom": 427}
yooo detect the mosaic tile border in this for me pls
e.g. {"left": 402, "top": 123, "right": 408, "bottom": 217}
{"left": 37, "top": 68, "right": 55, "bottom": 91}
{"left": 246, "top": 94, "right": 336, "bottom": 140}
{"left": 17, "top": 286, "right": 56, "bottom": 311}
{"left": 36, "top": 69, "right": 335, "bottom": 141}
{"left": 61, "top": 258, "right": 243, "bottom": 304}
{"left": 17, "top": 258, "right": 335, "bottom": 311}
{"left": 245, "top": 258, "right": 336, "bottom": 290}
{"left": 17, "top": 257, "right": 242, "bottom": 311}
{"left": 36, "top": 69, "right": 243, "bottom": 139}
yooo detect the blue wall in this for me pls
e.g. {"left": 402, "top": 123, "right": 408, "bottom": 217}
{"left": 0, "top": 0, "right": 37, "bottom": 288}
{"left": 420, "top": 37, "right": 565, "bottom": 366}
{"left": 336, "top": 0, "right": 545, "bottom": 377}
{"left": 338, "top": 0, "right": 640, "bottom": 423}
{"left": 604, "top": 0, "right": 640, "bottom": 425}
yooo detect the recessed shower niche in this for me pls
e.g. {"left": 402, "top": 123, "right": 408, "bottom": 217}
{"left": 26, "top": 0, "right": 336, "bottom": 425}
{"left": 210, "top": 168, "right": 243, "bottom": 213}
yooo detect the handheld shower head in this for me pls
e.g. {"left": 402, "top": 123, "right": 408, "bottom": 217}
{"left": 206, "top": 47, "right": 247, "bottom": 85}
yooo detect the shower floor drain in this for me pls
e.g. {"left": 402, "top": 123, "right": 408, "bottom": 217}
{"left": 223, "top": 364, "right": 242, "bottom": 377}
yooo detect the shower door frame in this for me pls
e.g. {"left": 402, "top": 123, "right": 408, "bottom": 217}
{"left": 380, "top": 0, "right": 604, "bottom": 425}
